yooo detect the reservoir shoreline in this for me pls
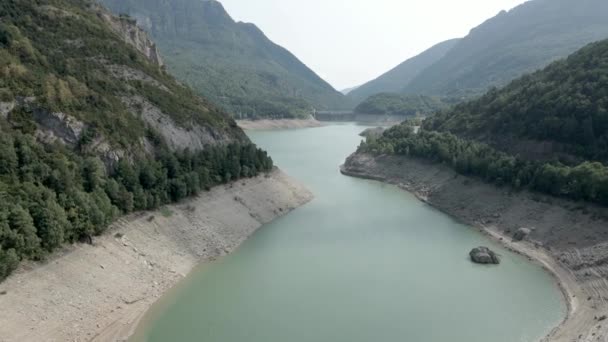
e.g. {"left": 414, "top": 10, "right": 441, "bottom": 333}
{"left": 0, "top": 168, "right": 313, "bottom": 342}
{"left": 237, "top": 118, "right": 323, "bottom": 130}
{"left": 341, "top": 152, "right": 608, "bottom": 342}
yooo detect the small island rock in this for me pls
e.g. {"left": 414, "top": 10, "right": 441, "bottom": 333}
{"left": 469, "top": 247, "right": 500, "bottom": 265}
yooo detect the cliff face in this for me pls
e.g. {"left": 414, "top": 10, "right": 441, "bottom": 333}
{"left": 1, "top": 0, "right": 246, "bottom": 161}
{"left": 97, "top": 0, "right": 351, "bottom": 118}
{"left": 95, "top": 6, "right": 164, "bottom": 67}
{"left": 0, "top": 0, "right": 274, "bottom": 286}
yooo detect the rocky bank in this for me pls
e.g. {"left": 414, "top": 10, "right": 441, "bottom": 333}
{"left": 237, "top": 118, "right": 323, "bottom": 130}
{"left": 342, "top": 152, "right": 608, "bottom": 342}
{"left": 0, "top": 168, "right": 312, "bottom": 342}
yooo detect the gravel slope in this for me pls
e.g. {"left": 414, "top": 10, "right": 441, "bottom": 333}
{"left": 0, "top": 168, "right": 313, "bottom": 342}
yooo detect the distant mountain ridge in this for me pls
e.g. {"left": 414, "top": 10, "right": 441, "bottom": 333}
{"left": 352, "top": 0, "right": 608, "bottom": 105}
{"left": 360, "top": 38, "right": 608, "bottom": 206}
{"left": 98, "top": 0, "right": 350, "bottom": 118}
{"left": 348, "top": 39, "right": 460, "bottom": 102}
{"left": 424, "top": 39, "right": 608, "bottom": 163}
{"left": 403, "top": 0, "right": 608, "bottom": 99}
{"left": 341, "top": 86, "right": 360, "bottom": 95}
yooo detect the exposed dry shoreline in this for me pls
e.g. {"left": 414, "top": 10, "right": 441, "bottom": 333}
{"left": 342, "top": 152, "right": 608, "bottom": 342}
{"left": 0, "top": 168, "right": 313, "bottom": 342}
{"left": 237, "top": 118, "right": 323, "bottom": 130}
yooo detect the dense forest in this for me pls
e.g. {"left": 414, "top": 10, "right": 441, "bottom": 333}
{"left": 0, "top": 125, "right": 272, "bottom": 280}
{"left": 424, "top": 39, "right": 608, "bottom": 162}
{"left": 98, "top": 0, "right": 351, "bottom": 118}
{"left": 354, "top": 93, "right": 446, "bottom": 117}
{"left": 360, "top": 122, "right": 608, "bottom": 206}
{"left": 360, "top": 39, "right": 608, "bottom": 208}
{"left": 0, "top": 0, "right": 273, "bottom": 280}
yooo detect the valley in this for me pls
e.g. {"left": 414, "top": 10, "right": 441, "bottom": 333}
{"left": 1, "top": 0, "right": 608, "bottom": 341}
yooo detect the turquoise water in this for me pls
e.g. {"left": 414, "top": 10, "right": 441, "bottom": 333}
{"left": 132, "top": 123, "right": 565, "bottom": 342}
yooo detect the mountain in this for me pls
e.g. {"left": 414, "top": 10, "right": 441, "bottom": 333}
{"left": 0, "top": 0, "right": 273, "bottom": 280}
{"left": 402, "top": 0, "right": 608, "bottom": 99}
{"left": 97, "top": 0, "right": 350, "bottom": 118}
{"left": 354, "top": 93, "right": 446, "bottom": 117}
{"left": 424, "top": 39, "right": 608, "bottom": 163}
{"left": 341, "top": 86, "right": 360, "bottom": 95}
{"left": 361, "top": 39, "right": 608, "bottom": 205}
{"left": 348, "top": 39, "right": 460, "bottom": 103}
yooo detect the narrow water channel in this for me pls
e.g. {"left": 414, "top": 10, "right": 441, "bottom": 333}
{"left": 132, "top": 123, "right": 565, "bottom": 342}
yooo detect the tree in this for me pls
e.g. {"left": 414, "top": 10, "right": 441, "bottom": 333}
{"left": 31, "top": 198, "right": 69, "bottom": 252}
{"left": 8, "top": 204, "right": 41, "bottom": 259}
{"left": 82, "top": 157, "right": 105, "bottom": 192}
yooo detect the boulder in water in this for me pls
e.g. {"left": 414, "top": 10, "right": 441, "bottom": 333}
{"left": 469, "top": 247, "right": 500, "bottom": 265}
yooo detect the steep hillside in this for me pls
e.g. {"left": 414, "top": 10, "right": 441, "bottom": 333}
{"left": 354, "top": 93, "right": 446, "bottom": 117}
{"left": 424, "top": 39, "right": 608, "bottom": 163}
{"left": 97, "top": 0, "right": 350, "bottom": 118}
{"left": 360, "top": 40, "right": 608, "bottom": 205}
{"left": 348, "top": 39, "right": 459, "bottom": 102}
{"left": 402, "top": 0, "right": 608, "bottom": 99}
{"left": 0, "top": 0, "right": 274, "bottom": 280}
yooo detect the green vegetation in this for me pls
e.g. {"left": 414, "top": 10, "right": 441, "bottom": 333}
{"left": 0, "top": 124, "right": 273, "bottom": 281}
{"left": 354, "top": 93, "right": 446, "bottom": 117}
{"left": 403, "top": 0, "right": 608, "bottom": 99}
{"left": 360, "top": 40, "right": 608, "bottom": 207}
{"left": 0, "top": 0, "right": 273, "bottom": 281}
{"left": 347, "top": 39, "right": 460, "bottom": 103}
{"left": 98, "top": 0, "right": 350, "bottom": 118}
{"left": 360, "top": 122, "right": 608, "bottom": 206}
{"left": 425, "top": 40, "right": 608, "bottom": 162}
{"left": 0, "top": 0, "right": 242, "bottom": 147}
{"left": 351, "top": 0, "right": 608, "bottom": 106}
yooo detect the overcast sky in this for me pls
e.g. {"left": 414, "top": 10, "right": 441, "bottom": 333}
{"left": 219, "top": 0, "right": 529, "bottom": 90}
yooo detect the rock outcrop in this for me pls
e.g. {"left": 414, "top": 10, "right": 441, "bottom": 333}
{"left": 33, "top": 109, "right": 86, "bottom": 146}
{"left": 513, "top": 228, "right": 532, "bottom": 241}
{"left": 469, "top": 247, "right": 501, "bottom": 264}
{"left": 0, "top": 101, "right": 15, "bottom": 119}
{"left": 359, "top": 127, "right": 386, "bottom": 139}
{"left": 122, "top": 96, "right": 235, "bottom": 151}
{"left": 94, "top": 6, "right": 164, "bottom": 67}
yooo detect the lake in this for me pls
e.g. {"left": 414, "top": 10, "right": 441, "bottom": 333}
{"left": 131, "top": 123, "right": 565, "bottom": 342}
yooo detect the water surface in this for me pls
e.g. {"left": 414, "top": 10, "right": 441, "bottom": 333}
{"left": 133, "top": 123, "right": 565, "bottom": 342}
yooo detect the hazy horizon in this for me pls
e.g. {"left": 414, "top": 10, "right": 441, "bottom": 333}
{"left": 219, "top": 0, "right": 529, "bottom": 90}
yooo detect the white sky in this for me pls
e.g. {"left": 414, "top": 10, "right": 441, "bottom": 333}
{"left": 219, "top": 0, "right": 529, "bottom": 90}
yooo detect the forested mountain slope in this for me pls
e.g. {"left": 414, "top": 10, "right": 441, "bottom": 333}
{"left": 348, "top": 39, "right": 460, "bottom": 103}
{"left": 98, "top": 0, "right": 350, "bottom": 118}
{"left": 360, "top": 40, "right": 608, "bottom": 206}
{"left": 424, "top": 40, "right": 608, "bottom": 163}
{"left": 0, "top": 0, "right": 273, "bottom": 280}
{"left": 402, "top": 0, "right": 608, "bottom": 99}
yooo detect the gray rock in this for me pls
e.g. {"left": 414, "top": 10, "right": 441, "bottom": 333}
{"left": 514, "top": 228, "right": 532, "bottom": 241}
{"left": 359, "top": 127, "right": 385, "bottom": 139}
{"left": 470, "top": 246, "right": 500, "bottom": 264}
